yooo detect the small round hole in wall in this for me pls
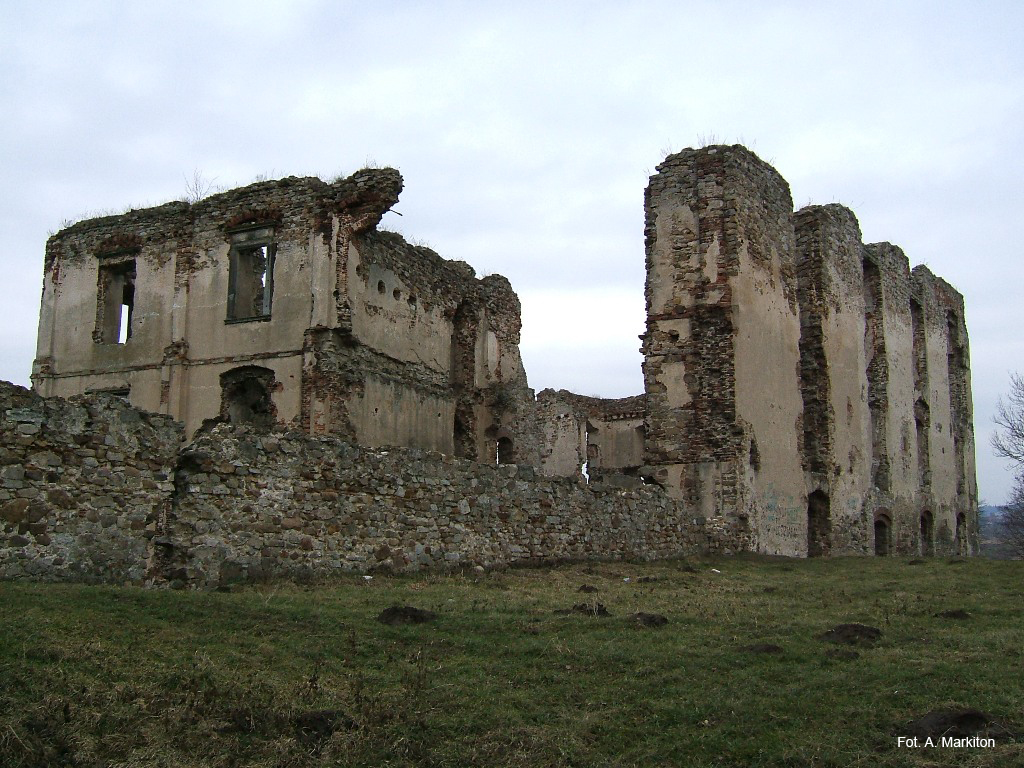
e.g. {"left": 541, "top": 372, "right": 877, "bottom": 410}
{"left": 393, "top": 288, "right": 401, "bottom": 300}
{"left": 408, "top": 294, "right": 418, "bottom": 307}
{"left": 377, "top": 280, "right": 385, "bottom": 294}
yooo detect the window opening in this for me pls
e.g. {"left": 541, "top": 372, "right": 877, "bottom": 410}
{"left": 497, "top": 436, "right": 514, "bottom": 465}
{"left": 95, "top": 257, "right": 136, "bottom": 344}
{"left": 227, "top": 228, "right": 275, "bottom": 321}
{"left": 219, "top": 366, "right": 277, "bottom": 430}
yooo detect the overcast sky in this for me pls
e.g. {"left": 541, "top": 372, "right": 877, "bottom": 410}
{"left": 2, "top": 1, "right": 1022, "bottom": 504}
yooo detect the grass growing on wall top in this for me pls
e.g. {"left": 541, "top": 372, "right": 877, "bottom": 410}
{"left": 0, "top": 555, "right": 1021, "bottom": 767}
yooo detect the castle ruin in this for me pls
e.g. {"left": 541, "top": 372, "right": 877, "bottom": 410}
{"left": 4, "top": 145, "right": 978, "bottom": 587}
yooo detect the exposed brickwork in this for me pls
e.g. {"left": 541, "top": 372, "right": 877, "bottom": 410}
{"left": 642, "top": 145, "right": 805, "bottom": 554}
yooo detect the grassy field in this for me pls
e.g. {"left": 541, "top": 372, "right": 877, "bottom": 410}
{"left": 0, "top": 555, "right": 1021, "bottom": 767}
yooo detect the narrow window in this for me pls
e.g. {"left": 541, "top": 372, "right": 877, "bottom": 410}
{"left": 227, "top": 228, "right": 275, "bottom": 321}
{"left": 95, "top": 257, "right": 136, "bottom": 344}
{"left": 497, "top": 436, "right": 514, "bottom": 465}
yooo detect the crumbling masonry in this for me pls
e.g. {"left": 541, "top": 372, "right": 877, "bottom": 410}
{"left": 4, "top": 145, "right": 977, "bottom": 586}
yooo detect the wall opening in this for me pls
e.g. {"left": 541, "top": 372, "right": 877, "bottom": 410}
{"left": 453, "top": 415, "right": 470, "bottom": 459}
{"left": 911, "top": 298, "right": 931, "bottom": 491}
{"left": 873, "top": 512, "right": 892, "bottom": 556}
{"left": 95, "top": 258, "right": 136, "bottom": 344}
{"left": 807, "top": 490, "right": 831, "bottom": 557}
{"left": 219, "top": 366, "right": 277, "bottom": 430}
{"left": 920, "top": 510, "right": 934, "bottom": 556}
{"left": 798, "top": 271, "right": 829, "bottom": 476}
{"left": 497, "top": 436, "right": 515, "bottom": 465}
{"left": 227, "top": 229, "right": 275, "bottom": 321}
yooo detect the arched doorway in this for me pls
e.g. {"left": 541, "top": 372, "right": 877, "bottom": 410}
{"left": 807, "top": 490, "right": 831, "bottom": 557}
{"left": 874, "top": 512, "right": 892, "bottom": 556}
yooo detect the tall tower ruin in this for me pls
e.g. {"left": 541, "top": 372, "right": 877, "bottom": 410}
{"left": 641, "top": 146, "right": 807, "bottom": 555}
{"left": 642, "top": 145, "right": 978, "bottom": 556}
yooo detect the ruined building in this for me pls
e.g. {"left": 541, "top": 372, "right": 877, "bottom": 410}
{"left": 32, "top": 168, "right": 530, "bottom": 461}
{"left": 6, "top": 145, "right": 978, "bottom": 586}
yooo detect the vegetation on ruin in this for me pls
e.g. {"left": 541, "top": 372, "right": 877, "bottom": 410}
{"left": 1, "top": 555, "right": 1020, "bottom": 767}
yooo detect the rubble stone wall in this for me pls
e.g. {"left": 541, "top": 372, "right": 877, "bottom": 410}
{"left": 0, "top": 382, "right": 181, "bottom": 583}
{"left": 1, "top": 382, "right": 709, "bottom": 587}
{"left": 165, "top": 424, "right": 708, "bottom": 590}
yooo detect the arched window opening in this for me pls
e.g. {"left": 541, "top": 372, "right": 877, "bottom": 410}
{"left": 497, "top": 436, "right": 514, "bottom": 465}
{"left": 219, "top": 366, "right": 277, "bottom": 430}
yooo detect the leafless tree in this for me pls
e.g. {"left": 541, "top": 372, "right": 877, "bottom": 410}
{"left": 183, "top": 169, "right": 218, "bottom": 204}
{"left": 1001, "top": 476, "right": 1024, "bottom": 558}
{"left": 993, "top": 372, "right": 1024, "bottom": 466}
{"left": 993, "top": 372, "right": 1024, "bottom": 557}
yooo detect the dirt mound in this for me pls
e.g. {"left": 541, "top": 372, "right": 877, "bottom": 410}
{"left": 934, "top": 609, "right": 972, "bottom": 619}
{"left": 554, "top": 603, "right": 610, "bottom": 617}
{"left": 577, "top": 584, "right": 599, "bottom": 593}
{"left": 742, "top": 643, "right": 783, "bottom": 654}
{"left": 636, "top": 575, "right": 658, "bottom": 583}
{"left": 376, "top": 606, "right": 437, "bottom": 625}
{"left": 819, "top": 623, "right": 881, "bottom": 646}
{"left": 632, "top": 612, "right": 668, "bottom": 628}
{"left": 902, "top": 709, "right": 1014, "bottom": 739}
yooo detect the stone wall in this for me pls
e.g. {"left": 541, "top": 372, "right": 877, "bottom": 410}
{"left": 0, "top": 381, "right": 181, "bottom": 583}
{"left": 164, "top": 423, "right": 708, "bottom": 589}
{"left": 1, "top": 382, "right": 709, "bottom": 587}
